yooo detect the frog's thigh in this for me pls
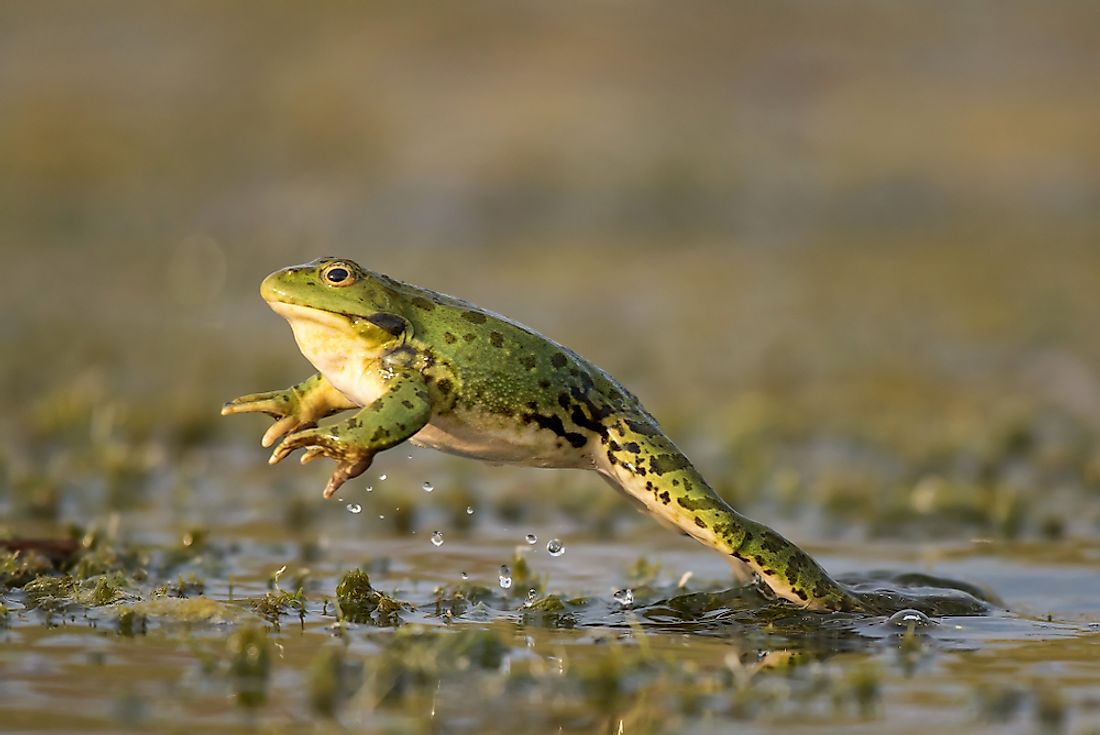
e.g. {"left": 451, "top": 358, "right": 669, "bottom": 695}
{"left": 724, "top": 556, "right": 755, "bottom": 584}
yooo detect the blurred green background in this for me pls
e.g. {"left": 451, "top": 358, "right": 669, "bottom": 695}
{"left": 2, "top": 1, "right": 1099, "bottom": 537}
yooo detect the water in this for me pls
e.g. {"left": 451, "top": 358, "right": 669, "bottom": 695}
{"left": 885, "top": 608, "right": 935, "bottom": 628}
{"left": 430, "top": 531, "right": 444, "bottom": 547}
{"left": 546, "top": 539, "right": 565, "bottom": 557}
{"left": 525, "top": 533, "right": 537, "bottom": 545}
{"left": 4, "top": 468, "right": 1100, "bottom": 734}
{"left": 466, "top": 506, "right": 475, "bottom": 515}
{"left": 422, "top": 482, "right": 434, "bottom": 493}
{"left": 346, "top": 503, "right": 362, "bottom": 514}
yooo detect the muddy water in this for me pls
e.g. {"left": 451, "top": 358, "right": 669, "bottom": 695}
{"left": 3, "top": 444, "right": 1099, "bottom": 734}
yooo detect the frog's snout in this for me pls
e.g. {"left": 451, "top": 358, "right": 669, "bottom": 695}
{"left": 259, "top": 271, "right": 283, "bottom": 303}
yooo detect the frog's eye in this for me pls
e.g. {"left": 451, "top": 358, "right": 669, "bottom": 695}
{"left": 321, "top": 262, "right": 356, "bottom": 287}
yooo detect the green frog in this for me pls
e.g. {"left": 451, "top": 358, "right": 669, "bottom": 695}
{"left": 223, "top": 257, "right": 863, "bottom": 612}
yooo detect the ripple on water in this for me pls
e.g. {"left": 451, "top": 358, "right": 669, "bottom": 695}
{"left": 885, "top": 608, "right": 935, "bottom": 628}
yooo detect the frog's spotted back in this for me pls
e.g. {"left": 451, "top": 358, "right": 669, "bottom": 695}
{"left": 223, "top": 257, "right": 863, "bottom": 612}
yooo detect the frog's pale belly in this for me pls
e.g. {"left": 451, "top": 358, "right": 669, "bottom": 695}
{"left": 410, "top": 411, "right": 594, "bottom": 470}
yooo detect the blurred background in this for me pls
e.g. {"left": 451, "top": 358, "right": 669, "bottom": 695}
{"left": 4, "top": 4, "right": 1100, "bottom": 730}
{"left": 2, "top": 0, "right": 1099, "bottom": 541}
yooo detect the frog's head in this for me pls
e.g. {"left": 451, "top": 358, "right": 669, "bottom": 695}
{"left": 261, "top": 257, "right": 409, "bottom": 359}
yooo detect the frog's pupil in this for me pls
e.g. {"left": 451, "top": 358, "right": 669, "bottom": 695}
{"left": 327, "top": 268, "right": 349, "bottom": 283}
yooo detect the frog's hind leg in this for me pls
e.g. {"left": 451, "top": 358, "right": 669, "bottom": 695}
{"left": 724, "top": 556, "right": 756, "bottom": 585}
{"left": 594, "top": 418, "right": 862, "bottom": 613}
{"left": 597, "top": 469, "right": 754, "bottom": 585}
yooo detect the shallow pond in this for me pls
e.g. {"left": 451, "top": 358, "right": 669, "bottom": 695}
{"left": 3, "top": 437, "right": 1100, "bottom": 734}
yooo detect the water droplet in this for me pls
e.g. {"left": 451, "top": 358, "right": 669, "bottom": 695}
{"left": 523, "top": 589, "right": 537, "bottom": 607}
{"left": 460, "top": 571, "right": 469, "bottom": 580}
{"left": 465, "top": 506, "right": 475, "bottom": 515}
{"left": 613, "top": 588, "right": 634, "bottom": 606}
{"left": 422, "top": 481, "right": 434, "bottom": 493}
{"left": 546, "top": 538, "right": 565, "bottom": 557}
{"left": 365, "top": 485, "right": 373, "bottom": 493}
{"left": 346, "top": 503, "right": 362, "bottom": 514}
{"left": 525, "top": 533, "right": 537, "bottom": 545}
{"left": 886, "top": 608, "right": 935, "bottom": 628}
{"left": 378, "top": 474, "right": 387, "bottom": 481}
{"left": 430, "top": 530, "right": 444, "bottom": 547}
{"left": 378, "top": 514, "right": 385, "bottom": 519}
{"left": 498, "top": 565, "right": 513, "bottom": 589}
{"left": 407, "top": 454, "right": 413, "bottom": 460}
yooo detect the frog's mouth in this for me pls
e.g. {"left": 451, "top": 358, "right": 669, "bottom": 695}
{"left": 266, "top": 300, "right": 355, "bottom": 331}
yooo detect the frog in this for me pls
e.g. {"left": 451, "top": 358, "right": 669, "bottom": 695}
{"left": 222, "top": 257, "right": 864, "bottom": 612}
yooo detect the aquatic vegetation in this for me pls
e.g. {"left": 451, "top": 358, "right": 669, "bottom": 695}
{"left": 0, "top": 549, "right": 55, "bottom": 588}
{"left": 122, "top": 596, "right": 259, "bottom": 625}
{"left": 432, "top": 582, "right": 496, "bottom": 619}
{"left": 365, "top": 625, "right": 510, "bottom": 706}
{"left": 520, "top": 593, "right": 588, "bottom": 628}
{"left": 226, "top": 625, "right": 271, "bottom": 709}
{"left": 114, "top": 607, "right": 147, "bottom": 637}
{"left": 21, "top": 575, "right": 77, "bottom": 615}
{"left": 250, "top": 587, "right": 305, "bottom": 626}
{"left": 334, "top": 569, "right": 411, "bottom": 626}
{"left": 307, "top": 646, "right": 363, "bottom": 718}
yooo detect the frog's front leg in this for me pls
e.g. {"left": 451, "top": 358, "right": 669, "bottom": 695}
{"left": 222, "top": 373, "right": 359, "bottom": 448}
{"left": 269, "top": 366, "right": 432, "bottom": 498}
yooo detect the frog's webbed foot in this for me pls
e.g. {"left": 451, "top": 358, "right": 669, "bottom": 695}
{"left": 269, "top": 426, "right": 375, "bottom": 498}
{"left": 221, "top": 374, "right": 357, "bottom": 447}
{"left": 222, "top": 389, "right": 319, "bottom": 447}
{"left": 243, "top": 366, "right": 431, "bottom": 500}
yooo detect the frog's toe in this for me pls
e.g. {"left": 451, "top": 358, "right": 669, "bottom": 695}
{"left": 300, "top": 446, "right": 325, "bottom": 464}
{"left": 269, "top": 430, "right": 316, "bottom": 464}
{"left": 322, "top": 456, "right": 373, "bottom": 499}
{"left": 223, "top": 402, "right": 268, "bottom": 418}
{"left": 221, "top": 398, "right": 256, "bottom": 416}
{"left": 262, "top": 416, "right": 314, "bottom": 448}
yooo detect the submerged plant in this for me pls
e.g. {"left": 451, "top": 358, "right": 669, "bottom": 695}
{"left": 226, "top": 625, "right": 271, "bottom": 710}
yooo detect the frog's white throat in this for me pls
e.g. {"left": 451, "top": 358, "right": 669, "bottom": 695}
{"left": 267, "top": 301, "right": 380, "bottom": 406}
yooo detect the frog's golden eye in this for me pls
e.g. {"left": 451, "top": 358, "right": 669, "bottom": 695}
{"left": 321, "top": 262, "right": 356, "bottom": 287}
